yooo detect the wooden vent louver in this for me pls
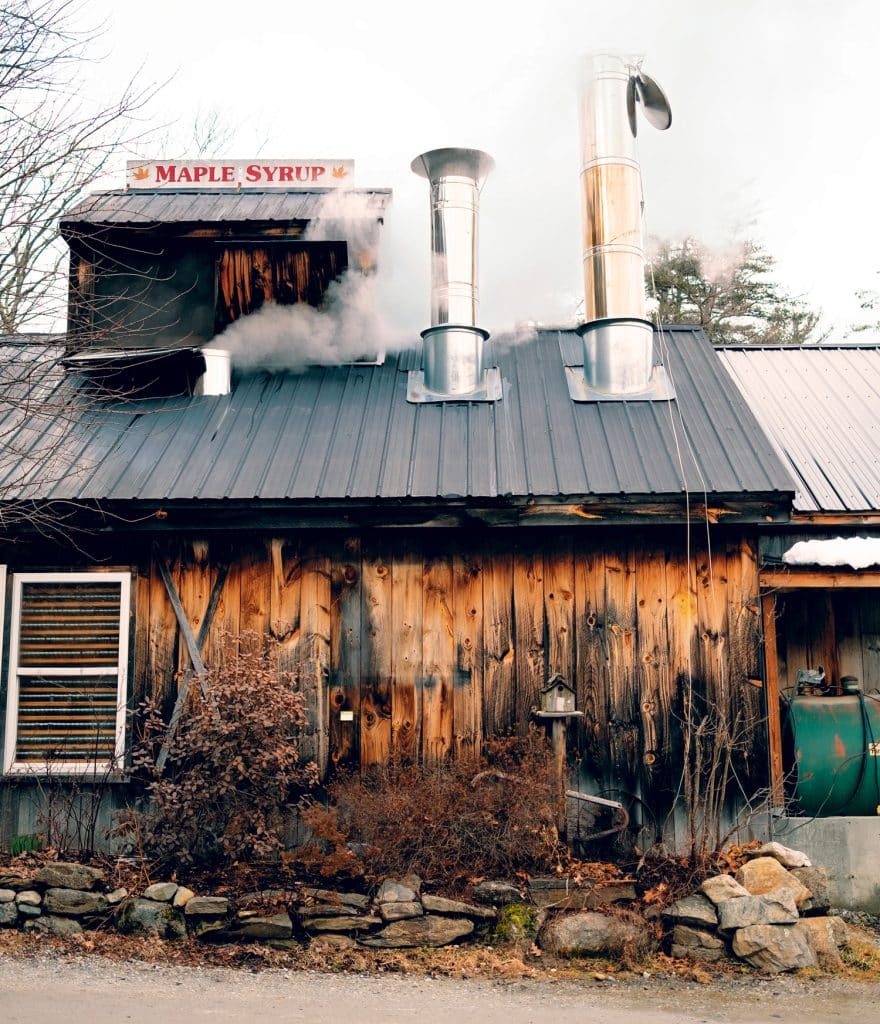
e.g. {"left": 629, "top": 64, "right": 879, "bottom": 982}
{"left": 13, "top": 580, "right": 125, "bottom": 765}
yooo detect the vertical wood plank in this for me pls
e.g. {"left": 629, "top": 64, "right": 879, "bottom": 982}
{"left": 604, "top": 542, "right": 639, "bottom": 783}
{"left": 573, "top": 539, "right": 607, "bottom": 770}
{"left": 269, "top": 537, "right": 302, "bottom": 647}
{"left": 174, "top": 539, "right": 214, "bottom": 679}
{"left": 361, "top": 540, "right": 393, "bottom": 767}
{"left": 203, "top": 545, "right": 241, "bottom": 671}
{"left": 391, "top": 540, "right": 422, "bottom": 761}
{"left": 453, "top": 548, "right": 483, "bottom": 761}
{"left": 148, "top": 541, "right": 180, "bottom": 711}
{"left": 238, "top": 541, "right": 271, "bottom": 656}
{"left": 634, "top": 542, "right": 669, "bottom": 799}
{"left": 513, "top": 547, "right": 545, "bottom": 733}
{"left": 132, "top": 554, "right": 152, "bottom": 707}
{"left": 328, "top": 537, "right": 361, "bottom": 770}
{"left": 761, "top": 591, "right": 785, "bottom": 805}
{"left": 300, "top": 543, "right": 331, "bottom": 778}
{"left": 482, "top": 541, "right": 515, "bottom": 739}
{"left": 422, "top": 547, "right": 454, "bottom": 764}
{"left": 859, "top": 595, "right": 880, "bottom": 693}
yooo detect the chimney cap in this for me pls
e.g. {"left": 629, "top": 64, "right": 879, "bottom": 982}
{"left": 411, "top": 147, "right": 495, "bottom": 182}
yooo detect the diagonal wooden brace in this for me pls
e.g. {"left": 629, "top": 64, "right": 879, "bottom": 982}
{"left": 154, "top": 545, "right": 228, "bottom": 770}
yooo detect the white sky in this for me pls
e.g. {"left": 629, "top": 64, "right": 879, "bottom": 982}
{"left": 77, "top": 0, "right": 880, "bottom": 339}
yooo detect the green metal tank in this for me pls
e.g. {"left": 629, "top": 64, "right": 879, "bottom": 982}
{"left": 785, "top": 694, "right": 880, "bottom": 817}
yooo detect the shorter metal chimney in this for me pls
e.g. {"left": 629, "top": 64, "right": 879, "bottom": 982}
{"left": 566, "top": 52, "right": 674, "bottom": 403}
{"left": 407, "top": 147, "right": 501, "bottom": 403}
{"left": 196, "top": 347, "right": 231, "bottom": 396}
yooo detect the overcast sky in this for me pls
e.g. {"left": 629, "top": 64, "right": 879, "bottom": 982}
{"left": 79, "top": 0, "right": 880, "bottom": 340}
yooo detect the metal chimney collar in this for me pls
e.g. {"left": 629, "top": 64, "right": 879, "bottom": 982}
{"left": 408, "top": 146, "right": 500, "bottom": 403}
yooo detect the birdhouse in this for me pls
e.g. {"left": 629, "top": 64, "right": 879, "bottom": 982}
{"left": 539, "top": 674, "right": 577, "bottom": 716}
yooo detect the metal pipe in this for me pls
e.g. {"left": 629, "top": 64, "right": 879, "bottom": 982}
{"left": 197, "top": 347, "right": 231, "bottom": 396}
{"left": 411, "top": 147, "right": 494, "bottom": 396}
{"left": 578, "top": 52, "right": 653, "bottom": 395}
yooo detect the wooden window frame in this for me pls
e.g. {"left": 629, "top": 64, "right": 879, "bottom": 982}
{"left": 2, "top": 571, "right": 131, "bottom": 776}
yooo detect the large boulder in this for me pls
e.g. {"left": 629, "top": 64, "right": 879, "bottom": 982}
{"left": 718, "top": 892, "right": 799, "bottom": 932}
{"left": 34, "top": 863, "right": 104, "bottom": 892}
{"left": 661, "top": 894, "right": 718, "bottom": 929}
{"left": 731, "top": 924, "right": 816, "bottom": 973}
{"left": 735, "top": 857, "right": 812, "bottom": 908}
{"left": 795, "top": 917, "right": 847, "bottom": 969}
{"left": 359, "top": 915, "right": 473, "bottom": 948}
{"left": 790, "top": 867, "right": 831, "bottom": 916}
{"left": 115, "top": 897, "right": 186, "bottom": 938}
{"left": 43, "top": 888, "right": 107, "bottom": 917}
{"left": 25, "top": 915, "right": 83, "bottom": 937}
{"left": 538, "top": 911, "right": 648, "bottom": 958}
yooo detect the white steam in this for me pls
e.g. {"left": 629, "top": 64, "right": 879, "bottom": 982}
{"left": 217, "top": 270, "right": 408, "bottom": 373}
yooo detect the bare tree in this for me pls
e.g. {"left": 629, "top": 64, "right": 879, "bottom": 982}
{"left": 646, "top": 237, "right": 827, "bottom": 346}
{"left": 0, "top": 0, "right": 160, "bottom": 332}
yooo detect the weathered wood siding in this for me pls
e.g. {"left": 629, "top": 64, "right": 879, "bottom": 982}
{"left": 133, "top": 529, "right": 764, "bottom": 802}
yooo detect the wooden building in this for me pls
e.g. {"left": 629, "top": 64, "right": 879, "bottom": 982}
{"left": 0, "top": 187, "right": 797, "bottom": 849}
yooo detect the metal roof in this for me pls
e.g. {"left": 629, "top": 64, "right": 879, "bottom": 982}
{"left": 0, "top": 327, "right": 793, "bottom": 510}
{"left": 60, "top": 189, "right": 392, "bottom": 228}
{"left": 718, "top": 344, "right": 880, "bottom": 514}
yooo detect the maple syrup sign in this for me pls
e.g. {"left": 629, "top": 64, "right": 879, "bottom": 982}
{"left": 126, "top": 159, "right": 355, "bottom": 189}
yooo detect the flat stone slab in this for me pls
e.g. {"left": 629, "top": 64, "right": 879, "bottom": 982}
{"left": 359, "top": 915, "right": 474, "bottom": 948}
{"left": 301, "top": 888, "right": 370, "bottom": 911}
{"left": 184, "top": 896, "right": 229, "bottom": 917}
{"left": 207, "top": 912, "right": 294, "bottom": 942}
{"left": 528, "top": 878, "right": 636, "bottom": 910}
{"left": 34, "top": 863, "right": 104, "bottom": 892}
{"left": 421, "top": 894, "right": 496, "bottom": 919}
{"left": 672, "top": 924, "right": 726, "bottom": 950}
{"left": 303, "top": 915, "right": 382, "bottom": 933}
{"left": 752, "top": 842, "right": 811, "bottom": 869}
{"left": 298, "top": 904, "right": 359, "bottom": 919}
{"left": 661, "top": 894, "right": 718, "bottom": 928}
{"left": 718, "top": 892, "right": 799, "bottom": 932}
{"left": 43, "top": 888, "right": 108, "bottom": 917}
{"left": 670, "top": 942, "right": 729, "bottom": 962}
{"left": 379, "top": 901, "right": 423, "bottom": 922}
{"left": 472, "top": 881, "right": 524, "bottom": 906}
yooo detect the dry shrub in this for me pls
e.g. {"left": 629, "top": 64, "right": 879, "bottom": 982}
{"left": 305, "top": 731, "right": 564, "bottom": 887}
{"left": 126, "top": 635, "right": 317, "bottom": 871}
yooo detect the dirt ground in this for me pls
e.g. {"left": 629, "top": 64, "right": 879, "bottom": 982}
{"left": 2, "top": 953, "right": 879, "bottom": 1024}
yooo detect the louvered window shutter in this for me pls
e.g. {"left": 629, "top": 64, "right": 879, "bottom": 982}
{"left": 3, "top": 572, "right": 131, "bottom": 774}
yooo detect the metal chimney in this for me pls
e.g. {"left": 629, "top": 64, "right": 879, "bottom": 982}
{"left": 407, "top": 147, "right": 501, "bottom": 403}
{"left": 567, "top": 52, "right": 674, "bottom": 402}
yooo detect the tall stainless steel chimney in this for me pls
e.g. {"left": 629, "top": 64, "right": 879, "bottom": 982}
{"left": 568, "top": 52, "right": 674, "bottom": 402}
{"left": 407, "top": 147, "right": 501, "bottom": 402}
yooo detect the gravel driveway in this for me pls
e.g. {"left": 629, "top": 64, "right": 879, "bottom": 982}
{"left": 2, "top": 956, "right": 879, "bottom": 1024}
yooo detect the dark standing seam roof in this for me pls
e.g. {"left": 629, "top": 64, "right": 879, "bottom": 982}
{"left": 60, "top": 189, "right": 392, "bottom": 229}
{"left": 718, "top": 345, "right": 880, "bottom": 513}
{"left": 0, "top": 328, "right": 794, "bottom": 506}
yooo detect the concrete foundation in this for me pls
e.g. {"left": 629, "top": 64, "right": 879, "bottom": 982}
{"left": 772, "top": 815, "right": 880, "bottom": 913}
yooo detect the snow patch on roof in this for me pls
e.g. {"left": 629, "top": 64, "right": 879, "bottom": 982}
{"left": 783, "top": 536, "right": 880, "bottom": 570}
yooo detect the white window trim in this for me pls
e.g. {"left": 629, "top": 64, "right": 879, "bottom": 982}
{"left": 3, "top": 571, "right": 131, "bottom": 776}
